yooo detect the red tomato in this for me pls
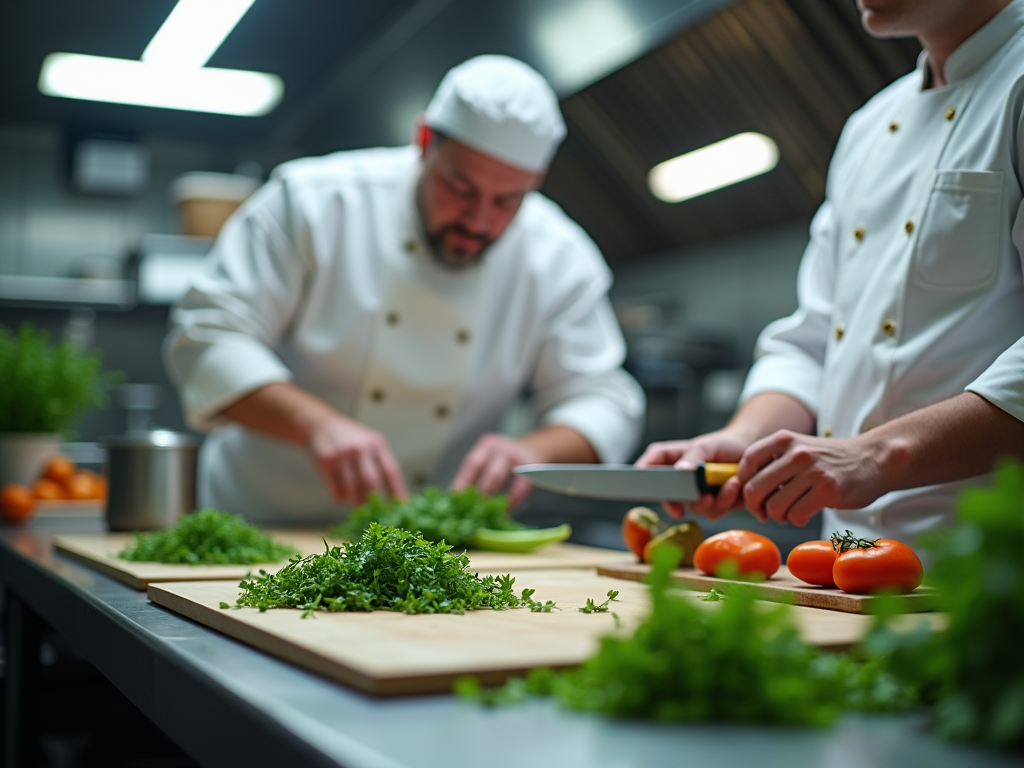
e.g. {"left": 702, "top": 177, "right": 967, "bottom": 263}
{"left": 622, "top": 507, "right": 660, "bottom": 562}
{"left": 832, "top": 538, "right": 923, "bottom": 594}
{"left": 787, "top": 540, "right": 838, "bottom": 588}
{"left": 694, "top": 530, "right": 781, "bottom": 579}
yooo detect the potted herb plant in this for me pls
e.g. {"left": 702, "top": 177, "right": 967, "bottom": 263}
{"left": 0, "top": 323, "right": 112, "bottom": 485}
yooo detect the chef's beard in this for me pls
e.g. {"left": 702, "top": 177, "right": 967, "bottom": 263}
{"left": 424, "top": 225, "right": 494, "bottom": 270}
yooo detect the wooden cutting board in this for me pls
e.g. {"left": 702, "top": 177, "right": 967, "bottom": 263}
{"left": 596, "top": 562, "right": 936, "bottom": 614}
{"left": 53, "top": 531, "right": 635, "bottom": 590}
{"left": 148, "top": 569, "right": 940, "bottom": 696}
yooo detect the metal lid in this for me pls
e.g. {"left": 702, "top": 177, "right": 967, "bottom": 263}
{"left": 99, "top": 430, "right": 201, "bottom": 449}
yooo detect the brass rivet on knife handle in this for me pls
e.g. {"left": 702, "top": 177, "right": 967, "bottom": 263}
{"left": 699, "top": 463, "right": 740, "bottom": 492}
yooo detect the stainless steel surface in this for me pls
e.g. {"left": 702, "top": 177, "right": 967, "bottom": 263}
{"left": 516, "top": 464, "right": 700, "bottom": 501}
{"left": 100, "top": 431, "right": 200, "bottom": 530}
{"left": 0, "top": 515, "right": 1020, "bottom": 768}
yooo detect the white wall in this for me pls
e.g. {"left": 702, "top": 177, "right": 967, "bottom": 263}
{"left": 0, "top": 122, "right": 300, "bottom": 278}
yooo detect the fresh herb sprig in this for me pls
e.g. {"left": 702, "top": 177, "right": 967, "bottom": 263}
{"left": 522, "top": 588, "right": 558, "bottom": 613}
{"left": 579, "top": 590, "right": 619, "bottom": 614}
{"left": 334, "top": 487, "right": 521, "bottom": 547}
{"left": 119, "top": 509, "right": 296, "bottom": 565}
{"left": 700, "top": 587, "right": 726, "bottom": 602}
{"left": 457, "top": 545, "right": 912, "bottom": 723}
{"left": 227, "top": 523, "right": 540, "bottom": 616}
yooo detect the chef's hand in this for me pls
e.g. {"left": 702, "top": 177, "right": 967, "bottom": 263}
{"left": 451, "top": 434, "right": 541, "bottom": 510}
{"left": 635, "top": 432, "right": 749, "bottom": 520}
{"left": 307, "top": 415, "right": 408, "bottom": 506}
{"left": 737, "top": 430, "right": 885, "bottom": 527}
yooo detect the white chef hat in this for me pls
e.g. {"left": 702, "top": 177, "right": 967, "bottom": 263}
{"left": 424, "top": 55, "right": 567, "bottom": 173}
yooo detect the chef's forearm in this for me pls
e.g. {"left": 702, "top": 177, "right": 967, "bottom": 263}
{"left": 726, "top": 392, "right": 817, "bottom": 444}
{"left": 220, "top": 381, "right": 342, "bottom": 446}
{"left": 519, "top": 425, "right": 599, "bottom": 464}
{"left": 864, "top": 392, "right": 1024, "bottom": 494}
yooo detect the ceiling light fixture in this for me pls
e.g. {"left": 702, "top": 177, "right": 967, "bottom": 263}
{"left": 142, "top": 0, "right": 256, "bottom": 68}
{"left": 37, "top": 0, "right": 282, "bottom": 116}
{"left": 648, "top": 132, "right": 779, "bottom": 203}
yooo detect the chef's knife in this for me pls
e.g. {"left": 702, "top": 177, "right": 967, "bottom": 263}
{"left": 514, "top": 463, "right": 739, "bottom": 502}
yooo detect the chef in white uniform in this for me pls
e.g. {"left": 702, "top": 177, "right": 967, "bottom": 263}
{"left": 166, "top": 55, "right": 644, "bottom": 524}
{"left": 637, "top": 0, "right": 1024, "bottom": 543}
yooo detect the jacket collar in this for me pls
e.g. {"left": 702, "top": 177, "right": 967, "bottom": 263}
{"left": 916, "top": 0, "right": 1024, "bottom": 88}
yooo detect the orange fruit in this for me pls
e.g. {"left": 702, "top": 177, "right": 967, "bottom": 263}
{"left": 1, "top": 484, "right": 36, "bottom": 521}
{"left": 42, "top": 455, "right": 76, "bottom": 487}
{"left": 66, "top": 472, "right": 99, "bottom": 500}
{"left": 33, "top": 478, "right": 66, "bottom": 500}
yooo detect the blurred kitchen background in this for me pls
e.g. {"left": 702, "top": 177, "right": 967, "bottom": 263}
{"left": 0, "top": 0, "right": 921, "bottom": 546}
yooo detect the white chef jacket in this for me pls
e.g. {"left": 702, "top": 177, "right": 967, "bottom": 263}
{"left": 741, "top": 1, "right": 1024, "bottom": 543}
{"left": 165, "top": 145, "right": 644, "bottom": 524}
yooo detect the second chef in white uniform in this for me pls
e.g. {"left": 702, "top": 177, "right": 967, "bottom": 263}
{"left": 166, "top": 55, "right": 644, "bottom": 524}
{"left": 637, "top": 0, "right": 1024, "bottom": 543}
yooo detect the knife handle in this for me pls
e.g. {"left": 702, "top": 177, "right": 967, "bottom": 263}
{"left": 698, "top": 462, "right": 740, "bottom": 493}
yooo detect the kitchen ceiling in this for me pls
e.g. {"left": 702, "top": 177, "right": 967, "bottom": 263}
{"left": 0, "top": 0, "right": 919, "bottom": 264}
{"left": 544, "top": 0, "right": 922, "bottom": 262}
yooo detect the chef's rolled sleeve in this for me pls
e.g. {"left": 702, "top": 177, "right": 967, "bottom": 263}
{"left": 529, "top": 263, "right": 645, "bottom": 464}
{"left": 168, "top": 337, "right": 293, "bottom": 431}
{"left": 165, "top": 178, "right": 310, "bottom": 431}
{"left": 739, "top": 202, "right": 838, "bottom": 416}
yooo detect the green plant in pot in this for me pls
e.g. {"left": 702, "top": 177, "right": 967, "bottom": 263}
{"left": 0, "top": 323, "right": 114, "bottom": 486}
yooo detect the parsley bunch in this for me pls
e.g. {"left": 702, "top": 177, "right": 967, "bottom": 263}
{"left": 334, "top": 486, "right": 521, "bottom": 547}
{"left": 229, "top": 523, "right": 536, "bottom": 616}
{"left": 458, "top": 546, "right": 912, "bottom": 723}
{"left": 118, "top": 509, "right": 296, "bottom": 565}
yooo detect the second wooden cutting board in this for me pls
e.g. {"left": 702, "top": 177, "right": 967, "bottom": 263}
{"left": 53, "top": 531, "right": 634, "bottom": 590}
{"left": 596, "top": 562, "right": 935, "bottom": 614}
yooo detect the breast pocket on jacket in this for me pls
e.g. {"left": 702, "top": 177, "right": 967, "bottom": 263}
{"left": 912, "top": 170, "right": 1003, "bottom": 291}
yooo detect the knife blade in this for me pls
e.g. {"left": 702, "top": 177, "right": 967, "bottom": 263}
{"left": 513, "top": 463, "right": 739, "bottom": 502}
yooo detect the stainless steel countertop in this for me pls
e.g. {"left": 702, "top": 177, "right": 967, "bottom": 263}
{"left": 1, "top": 513, "right": 1020, "bottom": 768}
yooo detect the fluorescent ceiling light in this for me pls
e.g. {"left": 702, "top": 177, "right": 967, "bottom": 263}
{"left": 536, "top": 0, "right": 643, "bottom": 92}
{"left": 37, "top": 0, "right": 281, "bottom": 116}
{"left": 142, "top": 0, "right": 257, "bottom": 69}
{"left": 39, "top": 53, "right": 282, "bottom": 116}
{"left": 649, "top": 133, "right": 780, "bottom": 203}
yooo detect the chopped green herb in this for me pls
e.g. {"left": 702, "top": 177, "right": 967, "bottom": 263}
{"left": 333, "top": 487, "right": 521, "bottom": 547}
{"left": 700, "top": 587, "right": 726, "bottom": 602}
{"left": 521, "top": 588, "right": 559, "bottom": 612}
{"left": 579, "top": 590, "right": 619, "bottom": 613}
{"left": 459, "top": 545, "right": 912, "bottom": 724}
{"left": 226, "top": 523, "right": 539, "bottom": 616}
{"left": 118, "top": 509, "right": 296, "bottom": 565}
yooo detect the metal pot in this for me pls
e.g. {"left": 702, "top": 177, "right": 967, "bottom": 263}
{"left": 101, "top": 431, "right": 201, "bottom": 531}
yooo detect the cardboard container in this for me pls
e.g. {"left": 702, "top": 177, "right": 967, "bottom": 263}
{"left": 171, "top": 172, "right": 261, "bottom": 238}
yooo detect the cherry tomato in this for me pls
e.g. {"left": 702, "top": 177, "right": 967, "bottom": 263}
{"left": 832, "top": 538, "right": 923, "bottom": 594}
{"left": 694, "top": 530, "right": 781, "bottom": 579}
{"left": 1, "top": 485, "right": 36, "bottom": 522}
{"left": 787, "top": 540, "right": 838, "bottom": 588}
{"left": 622, "top": 506, "right": 660, "bottom": 562}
